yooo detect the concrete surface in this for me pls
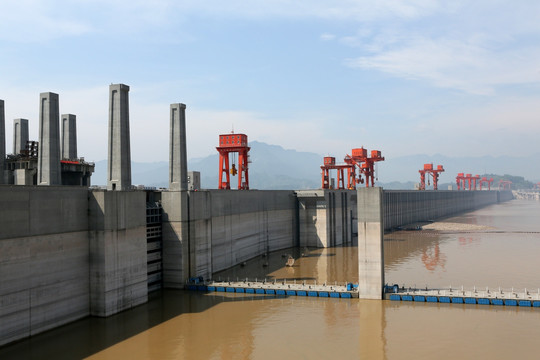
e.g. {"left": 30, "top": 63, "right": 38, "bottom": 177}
{"left": 169, "top": 103, "right": 188, "bottom": 191}
{"left": 88, "top": 190, "right": 147, "bottom": 317}
{"left": 357, "top": 187, "right": 385, "bottom": 300}
{"left": 0, "top": 100, "right": 4, "bottom": 184}
{"left": 12, "top": 118, "right": 29, "bottom": 155}
{"left": 37, "top": 92, "right": 61, "bottom": 185}
{"left": 61, "top": 114, "right": 77, "bottom": 159}
{"left": 107, "top": 84, "right": 131, "bottom": 191}
{"left": 296, "top": 189, "right": 356, "bottom": 248}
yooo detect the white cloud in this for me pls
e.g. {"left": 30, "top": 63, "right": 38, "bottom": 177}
{"left": 320, "top": 33, "right": 336, "bottom": 41}
{"left": 0, "top": 0, "right": 447, "bottom": 42}
{"left": 0, "top": 0, "right": 93, "bottom": 42}
{"left": 341, "top": 1, "right": 540, "bottom": 94}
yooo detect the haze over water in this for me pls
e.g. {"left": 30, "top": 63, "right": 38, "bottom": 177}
{"left": 2, "top": 199, "right": 540, "bottom": 359}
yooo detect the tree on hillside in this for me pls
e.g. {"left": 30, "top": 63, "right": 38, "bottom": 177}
{"left": 482, "top": 174, "right": 534, "bottom": 190}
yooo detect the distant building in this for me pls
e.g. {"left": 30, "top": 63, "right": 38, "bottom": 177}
{"left": 188, "top": 171, "right": 200, "bottom": 190}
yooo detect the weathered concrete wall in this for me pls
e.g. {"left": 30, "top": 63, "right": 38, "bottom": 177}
{"left": 383, "top": 190, "right": 505, "bottom": 231}
{"left": 161, "top": 190, "right": 297, "bottom": 285}
{"left": 161, "top": 191, "right": 189, "bottom": 289}
{"left": 357, "top": 187, "right": 384, "bottom": 299}
{"left": 499, "top": 190, "right": 514, "bottom": 202}
{"left": 0, "top": 186, "right": 148, "bottom": 346}
{"left": 204, "top": 190, "right": 297, "bottom": 276}
{"left": 88, "top": 190, "right": 147, "bottom": 317}
{"left": 296, "top": 190, "right": 356, "bottom": 248}
{"left": 0, "top": 186, "right": 89, "bottom": 346}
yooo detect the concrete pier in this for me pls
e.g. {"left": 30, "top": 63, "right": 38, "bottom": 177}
{"left": 88, "top": 190, "right": 147, "bottom": 317}
{"left": 357, "top": 187, "right": 384, "bottom": 300}
{"left": 107, "top": 84, "right": 131, "bottom": 191}
{"left": 0, "top": 100, "right": 5, "bottom": 184}
{"left": 13, "top": 118, "right": 29, "bottom": 155}
{"left": 61, "top": 114, "right": 77, "bottom": 160}
{"left": 37, "top": 92, "right": 61, "bottom": 185}
{"left": 296, "top": 190, "right": 356, "bottom": 248}
{"left": 169, "top": 103, "right": 188, "bottom": 191}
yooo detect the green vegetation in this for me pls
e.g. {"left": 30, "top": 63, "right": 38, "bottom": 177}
{"left": 482, "top": 174, "right": 535, "bottom": 190}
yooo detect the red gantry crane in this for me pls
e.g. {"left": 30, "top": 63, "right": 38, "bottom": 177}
{"left": 456, "top": 173, "right": 466, "bottom": 190}
{"left": 479, "top": 177, "right": 494, "bottom": 190}
{"left": 320, "top": 147, "right": 385, "bottom": 189}
{"left": 464, "top": 174, "right": 473, "bottom": 190}
{"left": 498, "top": 179, "right": 512, "bottom": 191}
{"left": 348, "top": 147, "right": 384, "bottom": 187}
{"left": 471, "top": 174, "right": 481, "bottom": 190}
{"left": 456, "top": 173, "right": 487, "bottom": 190}
{"left": 320, "top": 156, "right": 357, "bottom": 189}
{"left": 216, "top": 132, "right": 250, "bottom": 190}
{"left": 418, "top": 164, "right": 445, "bottom": 190}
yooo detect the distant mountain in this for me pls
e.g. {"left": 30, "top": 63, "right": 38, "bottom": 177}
{"left": 378, "top": 153, "right": 540, "bottom": 184}
{"left": 92, "top": 141, "right": 323, "bottom": 189}
{"left": 91, "top": 143, "right": 540, "bottom": 189}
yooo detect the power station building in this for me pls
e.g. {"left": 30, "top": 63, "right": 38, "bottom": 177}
{"left": 1, "top": 94, "right": 94, "bottom": 186}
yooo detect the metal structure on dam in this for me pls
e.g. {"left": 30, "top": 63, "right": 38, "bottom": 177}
{"left": 0, "top": 86, "right": 514, "bottom": 346}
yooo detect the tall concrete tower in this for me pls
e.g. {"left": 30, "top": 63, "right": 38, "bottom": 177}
{"left": 107, "top": 84, "right": 131, "bottom": 191}
{"left": 169, "top": 103, "right": 188, "bottom": 191}
{"left": 13, "top": 118, "right": 29, "bottom": 155}
{"left": 0, "top": 100, "right": 5, "bottom": 184}
{"left": 61, "top": 114, "right": 77, "bottom": 160}
{"left": 38, "top": 92, "right": 61, "bottom": 185}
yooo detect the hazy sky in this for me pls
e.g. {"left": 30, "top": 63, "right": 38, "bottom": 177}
{"left": 1, "top": 1, "right": 539, "bottom": 163}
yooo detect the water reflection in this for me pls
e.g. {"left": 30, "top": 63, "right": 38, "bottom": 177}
{"left": 421, "top": 243, "right": 446, "bottom": 271}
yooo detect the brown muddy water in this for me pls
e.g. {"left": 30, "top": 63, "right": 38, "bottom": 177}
{"left": 2, "top": 199, "right": 540, "bottom": 359}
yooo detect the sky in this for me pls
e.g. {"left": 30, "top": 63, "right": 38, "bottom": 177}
{"left": 1, "top": 0, "right": 539, "bottom": 164}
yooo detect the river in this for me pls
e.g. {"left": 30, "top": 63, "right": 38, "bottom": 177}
{"left": 1, "top": 199, "right": 539, "bottom": 359}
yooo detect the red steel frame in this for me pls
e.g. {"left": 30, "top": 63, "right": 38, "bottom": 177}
{"left": 216, "top": 133, "right": 250, "bottom": 190}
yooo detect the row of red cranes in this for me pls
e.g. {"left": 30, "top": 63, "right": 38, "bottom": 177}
{"left": 320, "top": 147, "right": 384, "bottom": 189}
{"left": 418, "top": 165, "right": 513, "bottom": 191}
{"left": 214, "top": 130, "right": 519, "bottom": 192}
{"left": 456, "top": 173, "right": 512, "bottom": 191}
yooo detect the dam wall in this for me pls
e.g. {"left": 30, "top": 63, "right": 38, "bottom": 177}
{"left": 296, "top": 190, "right": 356, "bottom": 248}
{"left": 88, "top": 190, "right": 147, "bottom": 317}
{"left": 0, "top": 186, "right": 514, "bottom": 346}
{"left": 161, "top": 190, "right": 298, "bottom": 287}
{"left": 0, "top": 186, "right": 89, "bottom": 346}
{"left": 0, "top": 186, "right": 147, "bottom": 346}
{"left": 383, "top": 190, "right": 512, "bottom": 231}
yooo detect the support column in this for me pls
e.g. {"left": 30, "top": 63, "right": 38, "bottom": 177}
{"left": 357, "top": 187, "right": 384, "bottom": 299}
{"left": 169, "top": 103, "right": 187, "bottom": 191}
{"left": 0, "top": 100, "right": 4, "bottom": 184}
{"left": 13, "top": 119, "right": 29, "bottom": 155}
{"left": 107, "top": 84, "right": 131, "bottom": 191}
{"left": 61, "top": 114, "right": 77, "bottom": 160}
{"left": 38, "top": 92, "right": 61, "bottom": 185}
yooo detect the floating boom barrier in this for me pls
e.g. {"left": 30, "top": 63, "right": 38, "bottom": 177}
{"left": 185, "top": 278, "right": 359, "bottom": 298}
{"left": 386, "top": 285, "right": 540, "bottom": 307}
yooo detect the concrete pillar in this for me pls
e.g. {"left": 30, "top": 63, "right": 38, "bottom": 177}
{"left": 169, "top": 103, "right": 188, "bottom": 191}
{"left": 357, "top": 187, "right": 384, "bottom": 299}
{"left": 107, "top": 84, "right": 131, "bottom": 191}
{"left": 0, "top": 100, "right": 4, "bottom": 184}
{"left": 38, "top": 92, "right": 61, "bottom": 185}
{"left": 61, "top": 114, "right": 77, "bottom": 160}
{"left": 13, "top": 118, "right": 29, "bottom": 155}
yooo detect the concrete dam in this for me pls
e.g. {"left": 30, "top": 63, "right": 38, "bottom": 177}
{"left": 0, "top": 86, "right": 513, "bottom": 346}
